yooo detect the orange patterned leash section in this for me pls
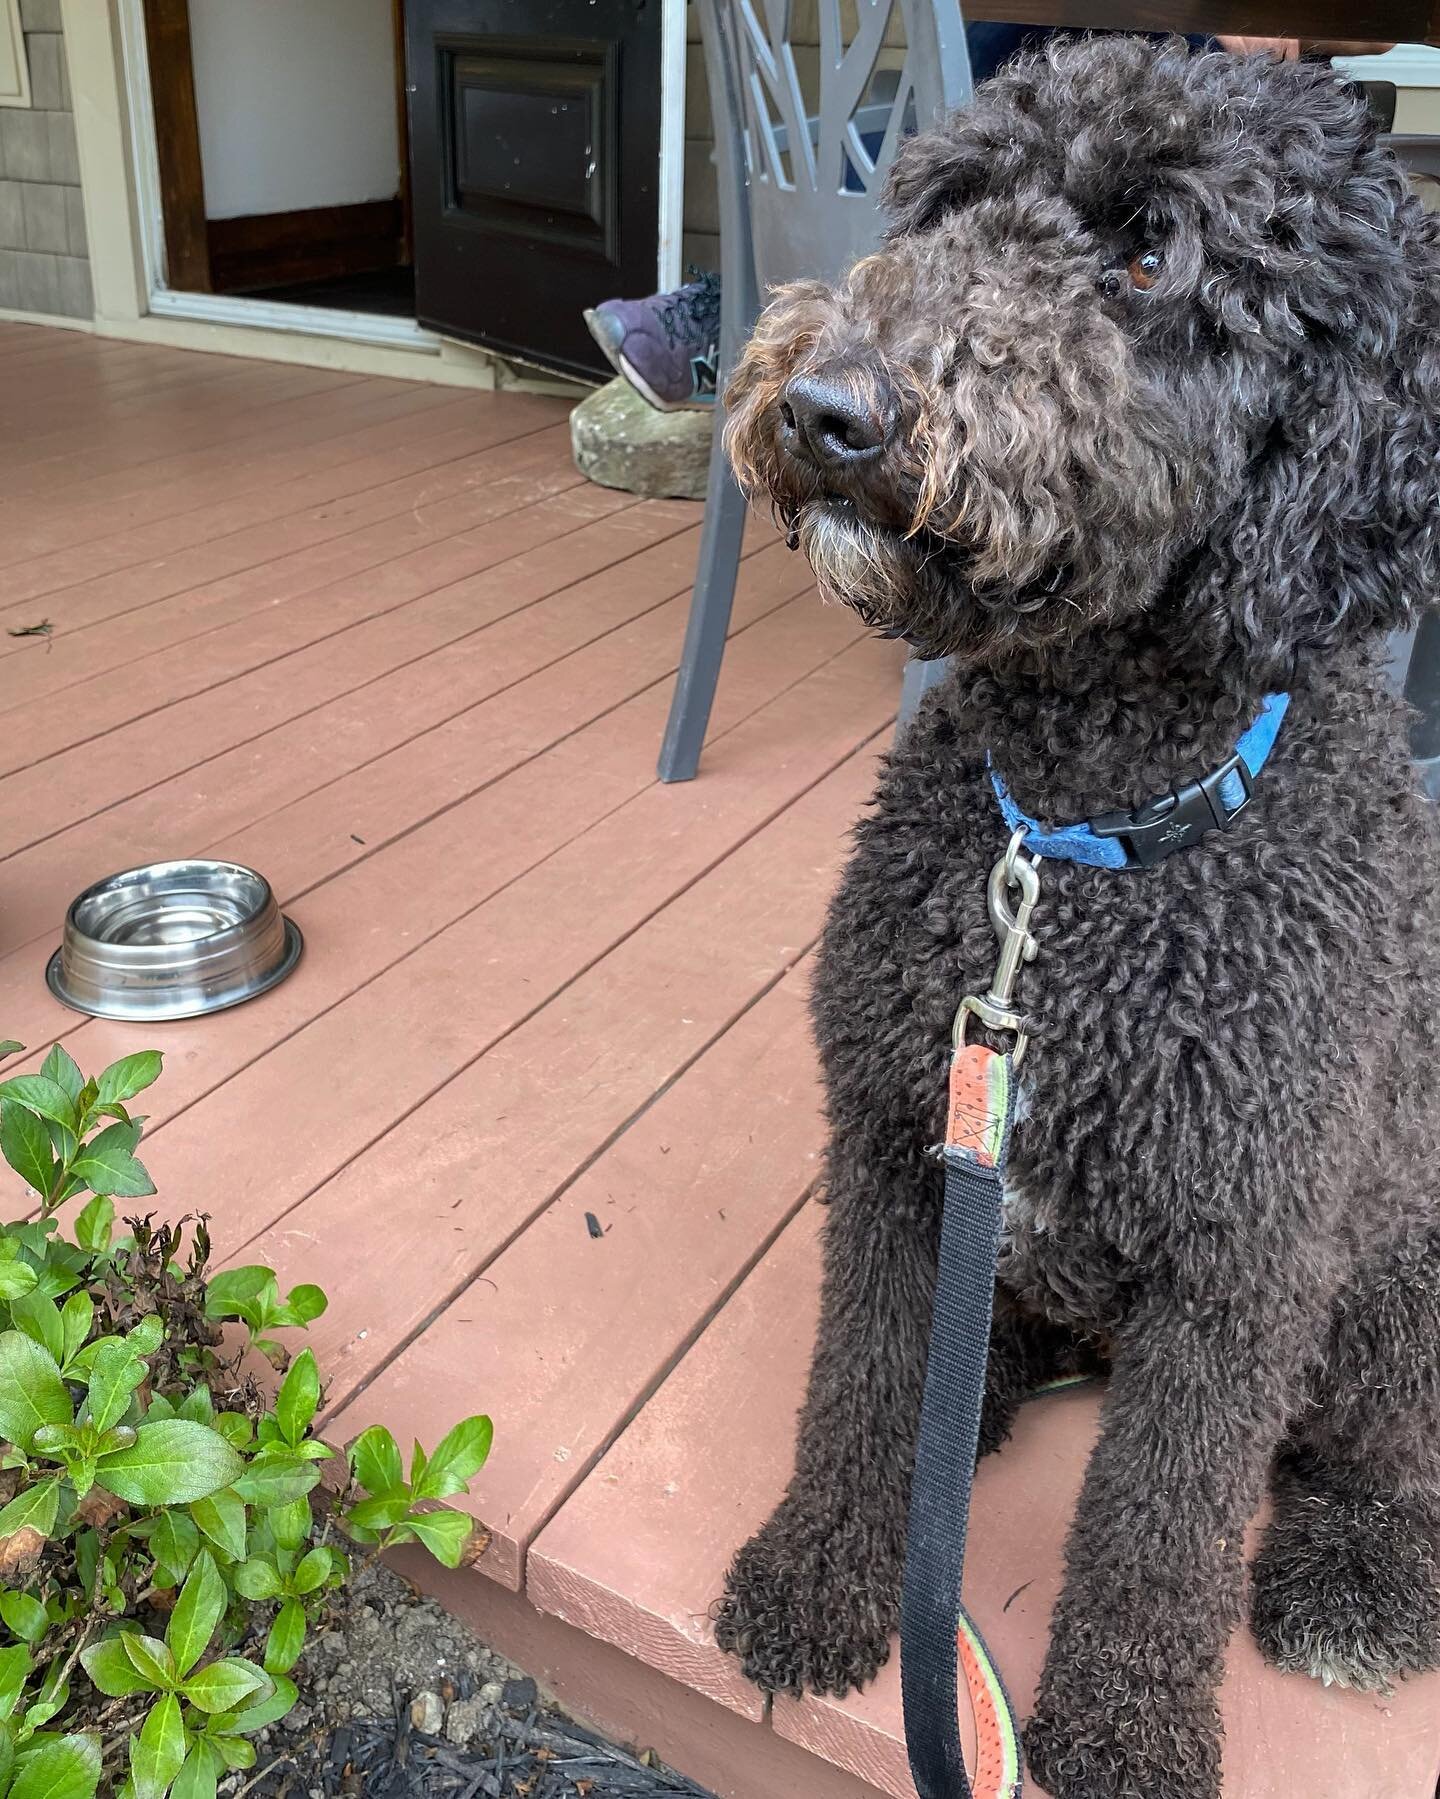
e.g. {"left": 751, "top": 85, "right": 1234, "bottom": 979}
{"left": 947, "top": 1041, "right": 1012, "bottom": 1170}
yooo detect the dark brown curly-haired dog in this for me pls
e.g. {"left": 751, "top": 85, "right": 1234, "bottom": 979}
{"left": 711, "top": 35, "right": 1440, "bottom": 1799}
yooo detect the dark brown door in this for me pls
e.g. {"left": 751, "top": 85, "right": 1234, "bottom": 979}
{"left": 405, "top": 0, "right": 663, "bottom": 380}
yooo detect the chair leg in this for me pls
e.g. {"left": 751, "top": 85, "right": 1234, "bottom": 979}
{"left": 657, "top": 414, "right": 747, "bottom": 783}
{"left": 896, "top": 654, "right": 951, "bottom": 736}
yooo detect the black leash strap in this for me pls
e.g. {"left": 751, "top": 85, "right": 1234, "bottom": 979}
{"left": 900, "top": 1121, "right": 1023, "bottom": 1799}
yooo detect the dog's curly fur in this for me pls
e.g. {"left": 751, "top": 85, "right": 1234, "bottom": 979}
{"left": 712, "top": 37, "right": 1440, "bottom": 1798}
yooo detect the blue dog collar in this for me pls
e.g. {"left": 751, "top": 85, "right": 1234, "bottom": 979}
{"left": 988, "top": 692, "right": 1290, "bottom": 870}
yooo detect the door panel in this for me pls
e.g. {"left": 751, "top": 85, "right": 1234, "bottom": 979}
{"left": 407, "top": 0, "right": 662, "bottom": 379}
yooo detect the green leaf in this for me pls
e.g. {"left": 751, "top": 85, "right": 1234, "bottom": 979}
{"left": 41, "top": 1119, "right": 77, "bottom": 1181}
{"left": 263, "top": 1600, "right": 305, "bottom": 1676}
{"left": 226, "top": 1673, "right": 296, "bottom": 1736}
{"left": 266, "top": 1496, "right": 309, "bottom": 1554}
{"left": 348, "top": 1425, "right": 403, "bottom": 1497}
{"left": 150, "top": 1510, "right": 201, "bottom": 1586}
{"left": 406, "top": 1508, "right": 479, "bottom": 1569}
{"left": 10, "top": 1295, "right": 64, "bottom": 1368}
{"left": 38, "top": 1047, "right": 82, "bottom": 1104}
{"left": 59, "top": 1292, "right": 93, "bottom": 1366}
{"left": 31, "top": 1421, "right": 83, "bottom": 1455}
{"left": 0, "top": 1480, "right": 59, "bottom": 1546}
{"left": 95, "top": 1422, "right": 243, "bottom": 1508}
{"left": 211, "top": 1736, "right": 256, "bottom": 1772}
{"left": 201, "top": 1268, "right": 274, "bottom": 1323}
{"left": 130, "top": 1693, "right": 186, "bottom": 1799}
{"left": 176, "top": 1388, "right": 213, "bottom": 1426}
{"left": 79, "top": 1639, "right": 159, "bottom": 1700}
{"left": 126, "top": 1315, "right": 164, "bottom": 1358}
{"left": 231, "top": 1558, "right": 281, "bottom": 1602}
{"left": 0, "top": 1590, "right": 48, "bottom": 1645}
{"left": 212, "top": 1414, "right": 252, "bottom": 1452}
{"left": 413, "top": 1416, "right": 492, "bottom": 1501}
{"left": 291, "top": 1546, "right": 332, "bottom": 1595}
{"left": 230, "top": 1458, "right": 318, "bottom": 1508}
{"left": 85, "top": 1340, "right": 146, "bottom": 1435}
{"left": 0, "top": 1077, "right": 77, "bottom": 1134}
{"left": 170, "top": 1745, "right": 219, "bottom": 1799}
{"left": 189, "top": 1490, "right": 246, "bottom": 1563}
{"left": 0, "top": 1643, "right": 31, "bottom": 1719}
{"left": 0, "top": 1260, "right": 38, "bottom": 1301}
{"left": 344, "top": 1493, "right": 412, "bottom": 1532}
{"left": 274, "top": 1350, "right": 319, "bottom": 1449}
{"left": 180, "top": 1659, "right": 267, "bottom": 1716}
{"left": 24, "top": 1679, "right": 72, "bottom": 1733}
{"left": 0, "top": 1332, "right": 72, "bottom": 1451}
{"left": 1, "top": 1102, "right": 55, "bottom": 1200}
{"left": 120, "top": 1635, "right": 175, "bottom": 1691}
{"left": 68, "top": 1125, "right": 154, "bottom": 1201}
{"left": 0, "top": 1042, "right": 23, "bottom": 1059}
{"left": 8, "top": 1731, "right": 102, "bottom": 1799}
{"left": 95, "top": 1053, "right": 163, "bottom": 1111}
{"left": 72, "top": 1197, "right": 113, "bottom": 1256}
{"left": 167, "top": 1551, "right": 225, "bottom": 1679}
{"left": 278, "top": 1284, "right": 326, "bottom": 1325}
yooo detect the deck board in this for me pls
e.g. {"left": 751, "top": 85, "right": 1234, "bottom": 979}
{"left": 0, "top": 391, "right": 533, "bottom": 594}
{"left": 0, "top": 325, "right": 914, "bottom": 1796}
{"left": 528, "top": 1203, "right": 826, "bottom": 1721}
{"left": 0, "top": 483, "right": 648, "bottom": 779}
{"left": 0, "top": 421, "right": 575, "bottom": 649}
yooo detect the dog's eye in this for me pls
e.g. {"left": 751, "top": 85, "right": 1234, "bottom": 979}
{"left": 1127, "top": 249, "right": 1163, "bottom": 290}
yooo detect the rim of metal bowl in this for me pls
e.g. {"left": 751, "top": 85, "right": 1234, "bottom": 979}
{"left": 45, "top": 859, "right": 304, "bottom": 1022}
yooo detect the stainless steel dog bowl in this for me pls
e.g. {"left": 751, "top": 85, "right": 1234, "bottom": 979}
{"left": 46, "top": 860, "right": 302, "bottom": 1022}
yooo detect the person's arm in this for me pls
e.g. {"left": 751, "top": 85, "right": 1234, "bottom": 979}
{"left": 1216, "top": 37, "right": 1397, "bottom": 58}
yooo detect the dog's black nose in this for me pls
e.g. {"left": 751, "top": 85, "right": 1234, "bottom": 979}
{"left": 780, "top": 373, "right": 894, "bottom": 469}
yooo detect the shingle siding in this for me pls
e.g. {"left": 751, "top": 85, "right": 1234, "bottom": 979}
{"left": 0, "top": 19, "right": 92, "bottom": 320}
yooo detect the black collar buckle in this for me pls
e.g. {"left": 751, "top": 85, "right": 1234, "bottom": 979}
{"left": 1088, "top": 753, "right": 1254, "bottom": 869}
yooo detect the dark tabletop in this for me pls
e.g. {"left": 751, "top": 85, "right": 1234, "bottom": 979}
{"left": 972, "top": 1, "right": 1437, "bottom": 42}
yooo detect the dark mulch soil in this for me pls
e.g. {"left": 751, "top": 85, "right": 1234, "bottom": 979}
{"left": 222, "top": 1565, "right": 715, "bottom": 1799}
{"left": 236, "top": 1699, "right": 715, "bottom": 1798}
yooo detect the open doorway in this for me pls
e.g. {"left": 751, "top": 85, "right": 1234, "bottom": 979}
{"left": 143, "top": 0, "right": 412, "bottom": 319}
{"left": 138, "top": 0, "right": 682, "bottom": 378}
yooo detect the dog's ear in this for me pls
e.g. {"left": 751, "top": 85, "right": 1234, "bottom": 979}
{"left": 1194, "top": 114, "right": 1440, "bottom": 673}
{"left": 883, "top": 124, "right": 985, "bottom": 239}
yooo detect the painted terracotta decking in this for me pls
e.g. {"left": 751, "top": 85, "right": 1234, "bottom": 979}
{"left": 3, "top": 324, "right": 1438, "bottom": 1799}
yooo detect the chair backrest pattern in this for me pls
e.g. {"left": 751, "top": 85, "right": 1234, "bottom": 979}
{"left": 708, "top": 0, "right": 970, "bottom": 292}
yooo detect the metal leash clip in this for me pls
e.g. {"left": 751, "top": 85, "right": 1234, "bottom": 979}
{"left": 953, "top": 828, "right": 1041, "bottom": 1067}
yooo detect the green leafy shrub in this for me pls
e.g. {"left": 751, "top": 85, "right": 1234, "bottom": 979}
{"left": 0, "top": 1041, "right": 492, "bottom": 1799}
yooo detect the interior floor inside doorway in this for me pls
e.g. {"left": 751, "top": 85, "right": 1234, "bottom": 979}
{"left": 246, "top": 264, "right": 416, "bottom": 317}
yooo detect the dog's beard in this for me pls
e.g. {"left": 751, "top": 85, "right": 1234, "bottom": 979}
{"left": 792, "top": 501, "right": 1070, "bottom": 660}
{"left": 796, "top": 503, "right": 913, "bottom": 640}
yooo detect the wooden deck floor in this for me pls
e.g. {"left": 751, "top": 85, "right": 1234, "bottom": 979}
{"left": 0, "top": 322, "right": 913, "bottom": 1796}
{"left": 4, "top": 325, "right": 1439, "bottom": 1799}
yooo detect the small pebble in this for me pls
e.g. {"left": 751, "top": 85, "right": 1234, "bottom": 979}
{"left": 502, "top": 1675, "right": 539, "bottom": 1710}
{"left": 443, "top": 1695, "right": 489, "bottom": 1746}
{"left": 409, "top": 1688, "right": 445, "bottom": 1736}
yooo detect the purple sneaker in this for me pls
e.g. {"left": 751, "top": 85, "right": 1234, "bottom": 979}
{"left": 584, "top": 272, "right": 720, "bottom": 411}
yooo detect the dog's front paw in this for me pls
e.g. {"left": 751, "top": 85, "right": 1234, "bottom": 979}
{"left": 1024, "top": 1674, "right": 1221, "bottom": 1799}
{"left": 1252, "top": 1481, "right": 1440, "bottom": 1691}
{"left": 714, "top": 1506, "right": 896, "bottom": 1697}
